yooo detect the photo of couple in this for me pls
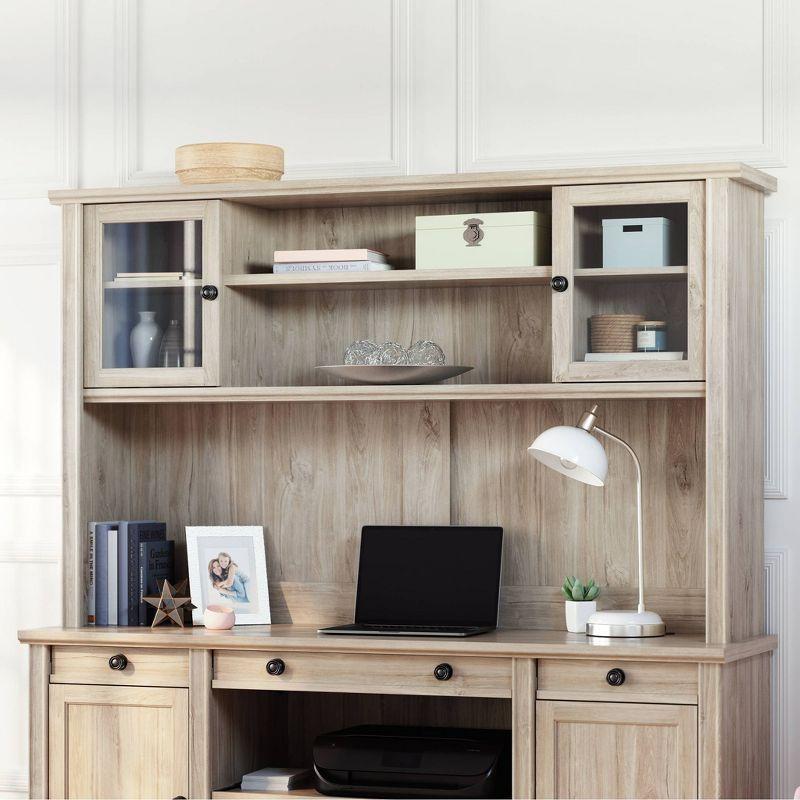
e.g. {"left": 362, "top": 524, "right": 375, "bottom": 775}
{"left": 186, "top": 526, "right": 271, "bottom": 625}
{"left": 208, "top": 551, "right": 249, "bottom": 603}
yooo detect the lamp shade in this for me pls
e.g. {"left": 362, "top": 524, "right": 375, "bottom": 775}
{"left": 528, "top": 425, "right": 608, "bottom": 486}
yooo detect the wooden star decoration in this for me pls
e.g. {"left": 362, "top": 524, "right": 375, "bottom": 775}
{"left": 143, "top": 579, "right": 196, "bottom": 628}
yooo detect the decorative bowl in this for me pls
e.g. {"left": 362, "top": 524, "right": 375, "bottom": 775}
{"left": 175, "top": 142, "right": 284, "bottom": 184}
{"left": 316, "top": 365, "right": 473, "bottom": 385}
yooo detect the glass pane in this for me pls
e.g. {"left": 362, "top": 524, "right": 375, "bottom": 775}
{"left": 101, "top": 220, "right": 203, "bottom": 369}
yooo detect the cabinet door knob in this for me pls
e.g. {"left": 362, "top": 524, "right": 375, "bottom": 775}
{"left": 108, "top": 654, "right": 128, "bottom": 671}
{"left": 266, "top": 658, "right": 286, "bottom": 676}
{"left": 551, "top": 275, "right": 569, "bottom": 292}
{"left": 433, "top": 663, "right": 453, "bottom": 681}
{"left": 201, "top": 284, "right": 219, "bottom": 301}
{"left": 606, "top": 668, "right": 626, "bottom": 686}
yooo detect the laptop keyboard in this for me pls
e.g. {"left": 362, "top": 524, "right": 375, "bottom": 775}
{"left": 359, "top": 624, "right": 480, "bottom": 633}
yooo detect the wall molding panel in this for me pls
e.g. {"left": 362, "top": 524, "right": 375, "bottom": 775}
{"left": 0, "top": 475, "right": 61, "bottom": 497}
{"left": 457, "top": 0, "right": 787, "bottom": 172}
{"left": 765, "top": 548, "right": 788, "bottom": 800}
{"left": 0, "top": 0, "right": 77, "bottom": 198}
{"left": 764, "top": 219, "right": 788, "bottom": 499}
{"left": 114, "top": 0, "right": 411, "bottom": 186}
{"left": 0, "top": 544, "right": 60, "bottom": 564}
{"left": 0, "top": 245, "right": 59, "bottom": 268}
{"left": 0, "top": 768, "right": 27, "bottom": 795}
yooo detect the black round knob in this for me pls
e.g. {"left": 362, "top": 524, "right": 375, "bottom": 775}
{"left": 108, "top": 654, "right": 128, "bottom": 671}
{"left": 434, "top": 663, "right": 453, "bottom": 681}
{"left": 606, "top": 668, "right": 626, "bottom": 686}
{"left": 551, "top": 275, "right": 569, "bottom": 292}
{"left": 266, "top": 658, "right": 285, "bottom": 676}
{"left": 201, "top": 284, "right": 219, "bottom": 301}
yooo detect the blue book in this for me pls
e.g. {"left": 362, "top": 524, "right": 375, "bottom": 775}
{"left": 92, "top": 522, "right": 118, "bottom": 626}
{"left": 139, "top": 540, "right": 174, "bottom": 626}
{"left": 118, "top": 521, "right": 166, "bottom": 626}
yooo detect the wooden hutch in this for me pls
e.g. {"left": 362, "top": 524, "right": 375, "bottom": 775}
{"left": 21, "top": 163, "right": 775, "bottom": 799}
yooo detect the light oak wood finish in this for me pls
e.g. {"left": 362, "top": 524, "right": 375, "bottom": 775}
{"left": 175, "top": 142, "right": 285, "bottom": 184}
{"left": 511, "top": 659, "right": 536, "bottom": 799}
{"left": 451, "top": 399, "right": 706, "bottom": 633}
{"left": 552, "top": 181, "right": 705, "bottom": 382}
{"left": 536, "top": 700, "right": 697, "bottom": 799}
{"left": 225, "top": 265, "right": 552, "bottom": 290}
{"left": 83, "top": 200, "right": 221, "bottom": 388}
{"left": 19, "top": 625, "right": 777, "bottom": 664}
{"left": 213, "top": 649, "right": 512, "bottom": 698}
{"left": 82, "top": 381, "right": 707, "bottom": 404}
{"left": 704, "top": 179, "right": 765, "bottom": 644}
{"left": 537, "top": 659, "right": 698, "bottom": 705}
{"left": 61, "top": 204, "right": 83, "bottom": 628}
{"left": 50, "top": 645, "right": 188, "bottom": 688}
{"left": 212, "top": 790, "right": 324, "bottom": 799}
{"left": 572, "top": 266, "right": 688, "bottom": 281}
{"left": 47, "top": 162, "right": 776, "bottom": 207}
{"left": 48, "top": 683, "right": 189, "bottom": 799}
{"left": 189, "top": 649, "right": 213, "bottom": 800}
{"left": 29, "top": 645, "right": 50, "bottom": 800}
{"left": 699, "top": 653, "right": 771, "bottom": 799}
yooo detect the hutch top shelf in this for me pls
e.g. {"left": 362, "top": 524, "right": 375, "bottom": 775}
{"left": 49, "top": 161, "right": 776, "bottom": 208}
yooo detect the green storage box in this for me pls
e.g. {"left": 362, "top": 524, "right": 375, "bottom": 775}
{"left": 415, "top": 211, "right": 551, "bottom": 270}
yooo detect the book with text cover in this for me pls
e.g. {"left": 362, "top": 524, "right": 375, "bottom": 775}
{"left": 139, "top": 540, "right": 174, "bottom": 626}
{"left": 92, "top": 521, "right": 118, "bottom": 626}
{"left": 273, "top": 260, "right": 391, "bottom": 273}
{"left": 118, "top": 521, "right": 166, "bottom": 626}
{"left": 274, "top": 248, "right": 387, "bottom": 264}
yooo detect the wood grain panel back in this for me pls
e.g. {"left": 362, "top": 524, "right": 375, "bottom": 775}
{"left": 80, "top": 398, "right": 704, "bottom": 630}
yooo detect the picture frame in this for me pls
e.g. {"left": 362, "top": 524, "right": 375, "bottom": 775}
{"left": 185, "top": 525, "right": 270, "bottom": 625}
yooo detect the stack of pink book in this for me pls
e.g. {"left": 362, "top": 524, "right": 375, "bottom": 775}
{"left": 272, "top": 248, "right": 391, "bottom": 273}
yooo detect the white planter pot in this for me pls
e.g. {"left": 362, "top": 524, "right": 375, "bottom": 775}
{"left": 565, "top": 600, "right": 597, "bottom": 633}
{"left": 130, "top": 311, "right": 162, "bottom": 368}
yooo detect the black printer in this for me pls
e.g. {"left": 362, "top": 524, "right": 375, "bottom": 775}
{"left": 312, "top": 725, "right": 511, "bottom": 798}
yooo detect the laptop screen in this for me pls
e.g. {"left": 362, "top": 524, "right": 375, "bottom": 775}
{"left": 354, "top": 526, "right": 503, "bottom": 627}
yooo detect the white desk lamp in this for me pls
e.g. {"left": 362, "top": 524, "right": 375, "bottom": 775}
{"left": 528, "top": 404, "right": 666, "bottom": 638}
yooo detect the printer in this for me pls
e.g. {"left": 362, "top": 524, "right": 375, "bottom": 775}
{"left": 312, "top": 725, "right": 511, "bottom": 798}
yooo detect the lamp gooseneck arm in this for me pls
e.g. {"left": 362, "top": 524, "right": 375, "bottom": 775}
{"left": 593, "top": 426, "right": 645, "bottom": 614}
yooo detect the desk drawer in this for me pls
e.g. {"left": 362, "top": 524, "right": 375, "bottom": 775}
{"left": 213, "top": 650, "right": 512, "bottom": 698}
{"left": 50, "top": 646, "right": 189, "bottom": 688}
{"left": 536, "top": 659, "right": 697, "bottom": 705}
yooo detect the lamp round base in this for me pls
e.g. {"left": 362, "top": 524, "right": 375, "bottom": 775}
{"left": 585, "top": 609, "right": 666, "bottom": 638}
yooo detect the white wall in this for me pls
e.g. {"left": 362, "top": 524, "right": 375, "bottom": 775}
{"left": 0, "top": 0, "right": 795, "bottom": 796}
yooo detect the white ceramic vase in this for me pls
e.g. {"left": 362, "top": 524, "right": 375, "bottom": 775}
{"left": 565, "top": 600, "right": 597, "bottom": 633}
{"left": 130, "top": 311, "right": 162, "bottom": 368}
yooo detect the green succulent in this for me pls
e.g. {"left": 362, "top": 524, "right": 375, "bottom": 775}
{"left": 561, "top": 575, "right": 600, "bottom": 602}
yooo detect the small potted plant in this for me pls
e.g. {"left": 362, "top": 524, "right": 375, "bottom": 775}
{"left": 562, "top": 575, "right": 600, "bottom": 633}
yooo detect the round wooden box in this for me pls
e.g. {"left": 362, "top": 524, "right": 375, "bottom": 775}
{"left": 589, "top": 314, "right": 645, "bottom": 353}
{"left": 175, "top": 142, "right": 284, "bottom": 184}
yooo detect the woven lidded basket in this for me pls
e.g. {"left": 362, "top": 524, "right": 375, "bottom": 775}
{"left": 589, "top": 314, "right": 645, "bottom": 353}
{"left": 175, "top": 142, "right": 284, "bottom": 184}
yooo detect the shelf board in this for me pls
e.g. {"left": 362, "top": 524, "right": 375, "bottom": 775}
{"left": 573, "top": 266, "right": 688, "bottom": 281}
{"left": 224, "top": 266, "right": 551, "bottom": 291}
{"left": 104, "top": 277, "right": 202, "bottom": 290}
{"left": 83, "top": 382, "right": 705, "bottom": 404}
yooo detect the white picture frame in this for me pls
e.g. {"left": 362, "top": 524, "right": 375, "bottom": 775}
{"left": 185, "top": 525, "right": 270, "bottom": 625}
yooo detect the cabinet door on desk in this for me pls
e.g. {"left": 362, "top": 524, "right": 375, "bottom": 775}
{"left": 49, "top": 684, "right": 188, "bottom": 799}
{"left": 536, "top": 700, "right": 697, "bottom": 799}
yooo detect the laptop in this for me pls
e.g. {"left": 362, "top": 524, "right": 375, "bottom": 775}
{"left": 318, "top": 525, "right": 503, "bottom": 637}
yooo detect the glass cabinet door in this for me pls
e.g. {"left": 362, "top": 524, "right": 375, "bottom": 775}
{"left": 551, "top": 181, "right": 704, "bottom": 383}
{"left": 84, "top": 201, "right": 219, "bottom": 387}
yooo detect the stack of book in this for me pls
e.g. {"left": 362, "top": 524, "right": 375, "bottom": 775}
{"left": 272, "top": 248, "right": 391, "bottom": 273}
{"left": 88, "top": 520, "right": 174, "bottom": 626}
{"left": 240, "top": 767, "right": 312, "bottom": 793}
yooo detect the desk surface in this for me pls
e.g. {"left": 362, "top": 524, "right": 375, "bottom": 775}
{"left": 18, "top": 625, "right": 776, "bottom": 664}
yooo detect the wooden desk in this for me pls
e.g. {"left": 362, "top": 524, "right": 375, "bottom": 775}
{"left": 20, "top": 626, "right": 775, "bottom": 799}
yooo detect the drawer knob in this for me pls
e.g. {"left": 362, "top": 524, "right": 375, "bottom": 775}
{"left": 201, "top": 284, "right": 219, "bottom": 301}
{"left": 606, "top": 668, "right": 626, "bottom": 686}
{"left": 108, "top": 654, "right": 128, "bottom": 671}
{"left": 551, "top": 275, "right": 569, "bottom": 292}
{"left": 433, "top": 663, "right": 453, "bottom": 681}
{"left": 266, "top": 658, "right": 286, "bottom": 676}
